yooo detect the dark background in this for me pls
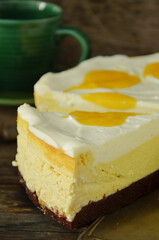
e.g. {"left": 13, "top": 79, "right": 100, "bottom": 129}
{"left": 47, "top": 0, "right": 159, "bottom": 68}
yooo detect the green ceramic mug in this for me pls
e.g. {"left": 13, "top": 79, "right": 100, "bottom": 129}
{"left": 0, "top": 0, "right": 90, "bottom": 94}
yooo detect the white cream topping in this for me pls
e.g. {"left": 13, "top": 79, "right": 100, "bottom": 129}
{"left": 18, "top": 104, "right": 159, "bottom": 165}
{"left": 34, "top": 53, "right": 159, "bottom": 111}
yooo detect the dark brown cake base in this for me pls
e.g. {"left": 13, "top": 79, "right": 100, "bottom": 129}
{"left": 18, "top": 169, "right": 159, "bottom": 229}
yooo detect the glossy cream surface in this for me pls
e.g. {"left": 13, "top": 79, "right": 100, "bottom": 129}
{"left": 34, "top": 53, "right": 159, "bottom": 113}
{"left": 18, "top": 104, "right": 159, "bottom": 164}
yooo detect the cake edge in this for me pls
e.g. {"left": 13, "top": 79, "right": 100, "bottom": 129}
{"left": 18, "top": 169, "right": 159, "bottom": 229}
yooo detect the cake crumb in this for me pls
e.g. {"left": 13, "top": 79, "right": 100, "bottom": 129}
{"left": 12, "top": 160, "right": 18, "bottom": 167}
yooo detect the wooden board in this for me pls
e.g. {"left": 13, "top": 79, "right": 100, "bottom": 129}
{"left": 47, "top": 0, "right": 159, "bottom": 69}
{"left": 0, "top": 142, "right": 82, "bottom": 240}
{"left": 1, "top": 0, "right": 159, "bottom": 239}
{"left": 78, "top": 190, "right": 159, "bottom": 240}
{"left": 0, "top": 107, "right": 17, "bottom": 140}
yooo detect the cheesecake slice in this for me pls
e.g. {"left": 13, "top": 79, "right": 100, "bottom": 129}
{"left": 15, "top": 104, "right": 159, "bottom": 228}
{"left": 34, "top": 53, "right": 159, "bottom": 113}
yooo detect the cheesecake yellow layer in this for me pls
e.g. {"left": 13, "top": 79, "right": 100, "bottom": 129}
{"left": 34, "top": 92, "right": 76, "bottom": 113}
{"left": 34, "top": 54, "right": 159, "bottom": 114}
{"left": 16, "top": 114, "right": 159, "bottom": 222}
{"left": 17, "top": 115, "right": 76, "bottom": 175}
{"left": 34, "top": 89, "right": 159, "bottom": 114}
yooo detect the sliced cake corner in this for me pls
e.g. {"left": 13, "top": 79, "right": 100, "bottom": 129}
{"left": 15, "top": 104, "right": 159, "bottom": 228}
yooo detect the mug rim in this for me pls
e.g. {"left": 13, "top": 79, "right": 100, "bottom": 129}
{"left": 0, "top": 0, "right": 63, "bottom": 24}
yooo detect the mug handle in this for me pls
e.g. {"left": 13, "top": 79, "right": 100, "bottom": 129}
{"left": 55, "top": 26, "right": 91, "bottom": 64}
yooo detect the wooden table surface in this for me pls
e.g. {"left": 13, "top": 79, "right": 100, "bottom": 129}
{"left": 1, "top": 0, "right": 159, "bottom": 239}
{"left": 0, "top": 141, "right": 82, "bottom": 240}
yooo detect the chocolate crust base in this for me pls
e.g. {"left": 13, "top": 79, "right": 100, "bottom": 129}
{"left": 18, "top": 169, "right": 159, "bottom": 229}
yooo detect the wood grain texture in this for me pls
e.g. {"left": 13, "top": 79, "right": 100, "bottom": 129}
{"left": 0, "top": 142, "right": 82, "bottom": 239}
{"left": 1, "top": 0, "right": 159, "bottom": 238}
{"left": 0, "top": 107, "right": 17, "bottom": 140}
{"left": 47, "top": 0, "right": 159, "bottom": 68}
